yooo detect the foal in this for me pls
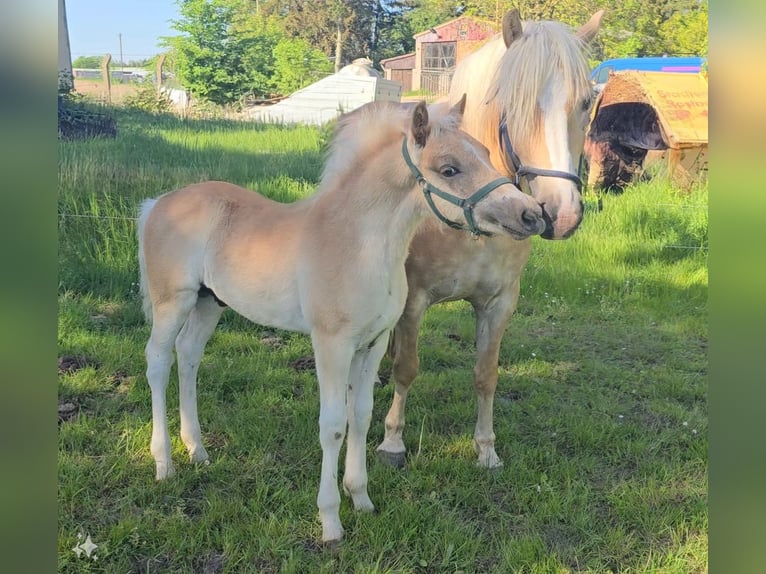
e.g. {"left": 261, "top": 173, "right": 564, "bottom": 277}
{"left": 138, "top": 98, "right": 545, "bottom": 542}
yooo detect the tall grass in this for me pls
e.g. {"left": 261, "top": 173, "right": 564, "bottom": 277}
{"left": 58, "top": 108, "right": 706, "bottom": 573}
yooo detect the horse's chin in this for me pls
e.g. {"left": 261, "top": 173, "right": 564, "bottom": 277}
{"left": 538, "top": 206, "right": 582, "bottom": 240}
{"left": 540, "top": 219, "right": 582, "bottom": 240}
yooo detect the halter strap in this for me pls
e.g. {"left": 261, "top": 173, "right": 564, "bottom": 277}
{"left": 401, "top": 137, "right": 511, "bottom": 237}
{"left": 499, "top": 119, "right": 583, "bottom": 192}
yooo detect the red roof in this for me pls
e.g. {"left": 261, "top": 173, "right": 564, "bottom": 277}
{"left": 380, "top": 53, "right": 415, "bottom": 70}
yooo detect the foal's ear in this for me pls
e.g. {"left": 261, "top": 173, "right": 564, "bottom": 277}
{"left": 577, "top": 9, "right": 604, "bottom": 46}
{"left": 451, "top": 93, "right": 467, "bottom": 120}
{"left": 411, "top": 100, "right": 430, "bottom": 147}
{"left": 502, "top": 9, "right": 523, "bottom": 48}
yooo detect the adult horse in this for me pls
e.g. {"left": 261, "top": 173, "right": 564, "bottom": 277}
{"left": 376, "top": 10, "right": 604, "bottom": 469}
{"left": 137, "top": 98, "right": 545, "bottom": 543}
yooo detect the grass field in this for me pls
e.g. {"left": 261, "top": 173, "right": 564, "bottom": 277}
{"left": 58, "top": 106, "right": 707, "bottom": 573}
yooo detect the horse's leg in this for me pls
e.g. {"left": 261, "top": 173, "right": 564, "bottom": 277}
{"left": 343, "top": 335, "right": 388, "bottom": 512}
{"left": 145, "top": 290, "right": 198, "bottom": 480}
{"left": 311, "top": 331, "right": 354, "bottom": 543}
{"left": 471, "top": 286, "right": 518, "bottom": 469}
{"left": 376, "top": 291, "right": 429, "bottom": 467}
{"left": 175, "top": 296, "right": 225, "bottom": 465}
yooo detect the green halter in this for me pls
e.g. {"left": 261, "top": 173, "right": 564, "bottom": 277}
{"left": 401, "top": 137, "right": 513, "bottom": 237}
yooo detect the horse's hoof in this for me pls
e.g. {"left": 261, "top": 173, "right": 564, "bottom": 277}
{"left": 376, "top": 449, "right": 406, "bottom": 468}
{"left": 155, "top": 462, "right": 175, "bottom": 480}
{"left": 189, "top": 447, "right": 209, "bottom": 464}
{"left": 476, "top": 454, "right": 504, "bottom": 470}
{"left": 321, "top": 525, "right": 344, "bottom": 548}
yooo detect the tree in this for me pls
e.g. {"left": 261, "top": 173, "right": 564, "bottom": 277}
{"left": 72, "top": 55, "right": 102, "bottom": 69}
{"left": 164, "top": 0, "right": 253, "bottom": 104}
{"left": 660, "top": 1, "right": 707, "bottom": 56}
{"left": 271, "top": 37, "right": 333, "bottom": 94}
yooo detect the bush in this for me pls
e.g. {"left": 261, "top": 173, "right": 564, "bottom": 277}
{"left": 58, "top": 95, "right": 117, "bottom": 140}
{"left": 123, "top": 82, "right": 173, "bottom": 114}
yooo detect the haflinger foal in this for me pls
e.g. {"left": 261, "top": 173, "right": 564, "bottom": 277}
{"left": 137, "top": 97, "right": 545, "bottom": 543}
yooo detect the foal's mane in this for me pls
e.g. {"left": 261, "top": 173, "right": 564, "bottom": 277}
{"left": 485, "top": 20, "right": 592, "bottom": 145}
{"left": 319, "top": 102, "right": 412, "bottom": 194}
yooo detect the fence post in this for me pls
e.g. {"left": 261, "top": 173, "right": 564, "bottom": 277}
{"left": 101, "top": 54, "right": 112, "bottom": 104}
{"left": 156, "top": 54, "right": 166, "bottom": 97}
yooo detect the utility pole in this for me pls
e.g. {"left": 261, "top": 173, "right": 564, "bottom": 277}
{"left": 118, "top": 33, "right": 124, "bottom": 73}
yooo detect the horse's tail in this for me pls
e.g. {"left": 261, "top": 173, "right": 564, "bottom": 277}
{"left": 137, "top": 198, "right": 157, "bottom": 323}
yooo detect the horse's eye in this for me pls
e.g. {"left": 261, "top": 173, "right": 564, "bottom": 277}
{"left": 582, "top": 94, "right": 595, "bottom": 111}
{"left": 441, "top": 166, "right": 460, "bottom": 177}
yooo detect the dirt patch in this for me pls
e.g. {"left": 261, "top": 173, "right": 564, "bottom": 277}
{"left": 74, "top": 79, "right": 141, "bottom": 104}
{"left": 58, "top": 401, "right": 79, "bottom": 423}
{"left": 58, "top": 355, "right": 99, "bottom": 375}
{"left": 289, "top": 356, "right": 315, "bottom": 372}
{"left": 194, "top": 552, "right": 226, "bottom": 574}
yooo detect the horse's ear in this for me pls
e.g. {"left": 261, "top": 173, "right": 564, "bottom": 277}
{"left": 502, "top": 9, "right": 523, "bottom": 48}
{"left": 411, "top": 100, "right": 430, "bottom": 147}
{"left": 577, "top": 9, "right": 604, "bottom": 46}
{"left": 451, "top": 93, "right": 467, "bottom": 118}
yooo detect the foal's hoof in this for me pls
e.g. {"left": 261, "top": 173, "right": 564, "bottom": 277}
{"left": 189, "top": 447, "right": 210, "bottom": 464}
{"left": 155, "top": 462, "right": 176, "bottom": 481}
{"left": 476, "top": 451, "right": 504, "bottom": 470}
{"left": 376, "top": 449, "right": 406, "bottom": 469}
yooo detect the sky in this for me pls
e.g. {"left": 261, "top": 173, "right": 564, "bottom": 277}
{"left": 66, "top": 0, "right": 181, "bottom": 62}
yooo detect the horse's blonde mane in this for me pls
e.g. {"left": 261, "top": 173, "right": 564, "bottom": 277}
{"left": 481, "top": 20, "right": 592, "bottom": 147}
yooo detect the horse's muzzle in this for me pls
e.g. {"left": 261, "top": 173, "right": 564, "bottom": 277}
{"left": 539, "top": 200, "right": 584, "bottom": 240}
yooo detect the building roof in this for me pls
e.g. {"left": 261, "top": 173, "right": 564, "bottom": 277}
{"left": 380, "top": 53, "right": 415, "bottom": 70}
{"left": 413, "top": 15, "right": 498, "bottom": 39}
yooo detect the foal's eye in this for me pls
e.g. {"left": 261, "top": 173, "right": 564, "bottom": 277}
{"left": 440, "top": 166, "right": 460, "bottom": 178}
{"left": 581, "top": 94, "right": 595, "bottom": 111}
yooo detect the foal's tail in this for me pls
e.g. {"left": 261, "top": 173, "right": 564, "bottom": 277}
{"left": 137, "top": 198, "right": 157, "bottom": 323}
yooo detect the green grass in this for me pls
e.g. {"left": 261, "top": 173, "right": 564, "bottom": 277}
{"left": 58, "top": 107, "right": 707, "bottom": 573}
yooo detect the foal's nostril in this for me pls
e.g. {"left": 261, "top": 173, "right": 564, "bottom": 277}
{"left": 521, "top": 208, "right": 542, "bottom": 229}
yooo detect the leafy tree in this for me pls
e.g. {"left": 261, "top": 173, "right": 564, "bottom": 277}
{"left": 271, "top": 37, "right": 333, "bottom": 94}
{"left": 72, "top": 55, "right": 102, "bottom": 69}
{"left": 164, "top": 0, "right": 253, "bottom": 105}
{"left": 660, "top": 1, "right": 707, "bottom": 55}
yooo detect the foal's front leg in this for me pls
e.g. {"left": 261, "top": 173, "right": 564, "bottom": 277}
{"left": 344, "top": 336, "right": 389, "bottom": 512}
{"left": 311, "top": 332, "right": 354, "bottom": 543}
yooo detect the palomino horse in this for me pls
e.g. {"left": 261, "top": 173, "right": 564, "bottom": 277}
{"left": 137, "top": 98, "right": 545, "bottom": 543}
{"left": 376, "top": 10, "right": 604, "bottom": 469}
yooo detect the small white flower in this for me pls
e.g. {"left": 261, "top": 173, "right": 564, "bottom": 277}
{"left": 682, "top": 421, "right": 689, "bottom": 427}
{"left": 531, "top": 352, "right": 536, "bottom": 358}
{"left": 618, "top": 415, "right": 624, "bottom": 419}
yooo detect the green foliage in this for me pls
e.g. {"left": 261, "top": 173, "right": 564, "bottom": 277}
{"left": 123, "top": 83, "right": 174, "bottom": 114}
{"left": 661, "top": 1, "right": 708, "bottom": 56}
{"left": 271, "top": 38, "right": 334, "bottom": 95}
{"left": 72, "top": 55, "right": 103, "bottom": 69}
{"left": 164, "top": 0, "right": 252, "bottom": 105}
{"left": 58, "top": 95, "right": 117, "bottom": 140}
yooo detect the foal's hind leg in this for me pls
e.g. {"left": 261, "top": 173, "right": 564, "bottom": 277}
{"left": 376, "top": 292, "right": 429, "bottom": 467}
{"left": 146, "top": 291, "right": 198, "bottom": 480}
{"left": 175, "top": 295, "right": 225, "bottom": 465}
{"left": 344, "top": 335, "right": 389, "bottom": 512}
{"left": 471, "top": 287, "right": 518, "bottom": 469}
